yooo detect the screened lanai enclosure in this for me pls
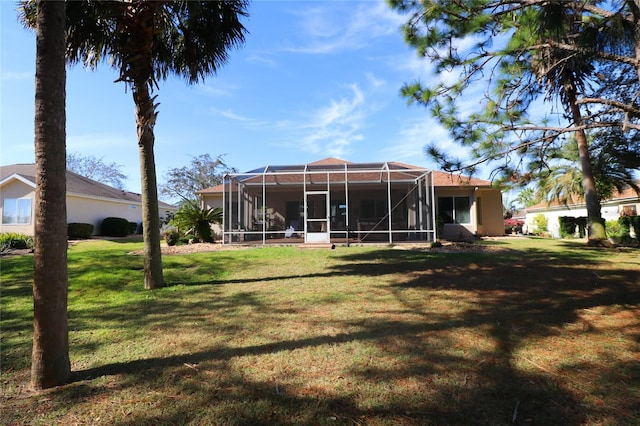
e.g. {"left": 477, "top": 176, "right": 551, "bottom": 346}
{"left": 222, "top": 161, "right": 436, "bottom": 244}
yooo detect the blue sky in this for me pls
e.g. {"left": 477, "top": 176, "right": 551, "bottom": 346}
{"left": 1, "top": 0, "right": 471, "bottom": 195}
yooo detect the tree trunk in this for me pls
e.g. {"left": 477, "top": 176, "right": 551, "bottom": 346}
{"left": 566, "top": 86, "right": 609, "bottom": 246}
{"left": 129, "top": 5, "right": 164, "bottom": 289}
{"left": 135, "top": 84, "right": 164, "bottom": 289}
{"left": 31, "top": 0, "right": 71, "bottom": 389}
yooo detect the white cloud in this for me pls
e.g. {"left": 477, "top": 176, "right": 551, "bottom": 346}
{"left": 276, "top": 84, "right": 368, "bottom": 158}
{"left": 365, "top": 72, "right": 386, "bottom": 89}
{"left": 284, "top": 1, "right": 405, "bottom": 54}
{"left": 210, "top": 108, "right": 253, "bottom": 122}
{"left": 246, "top": 53, "right": 278, "bottom": 67}
{"left": 197, "top": 84, "right": 234, "bottom": 97}
{"left": 381, "top": 117, "right": 468, "bottom": 167}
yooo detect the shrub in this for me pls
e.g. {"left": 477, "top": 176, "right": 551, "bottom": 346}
{"left": 559, "top": 216, "right": 577, "bottom": 238}
{"left": 431, "top": 240, "right": 443, "bottom": 248}
{"left": 606, "top": 220, "right": 625, "bottom": 242}
{"left": 532, "top": 214, "right": 548, "bottom": 235}
{"left": 435, "top": 216, "right": 445, "bottom": 240}
{"left": 575, "top": 217, "right": 588, "bottom": 238}
{"left": 128, "top": 222, "right": 138, "bottom": 235}
{"left": 619, "top": 215, "right": 640, "bottom": 242}
{"left": 172, "top": 202, "right": 220, "bottom": 243}
{"left": 67, "top": 223, "right": 94, "bottom": 239}
{"left": 504, "top": 218, "right": 524, "bottom": 234}
{"left": 0, "top": 232, "right": 34, "bottom": 252}
{"left": 101, "top": 217, "right": 130, "bottom": 237}
{"left": 162, "top": 226, "right": 180, "bottom": 246}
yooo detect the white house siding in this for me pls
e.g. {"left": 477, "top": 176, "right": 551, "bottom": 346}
{"left": 0, "top": 179, "right": 35, "bottom": 235}
{"left": 525, "top": 199, "right": 640, "bottom": 238}
{"left": 66, "top": 194, "right": 143, "bottom": 234}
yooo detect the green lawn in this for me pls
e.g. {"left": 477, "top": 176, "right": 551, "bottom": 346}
{"left": 1, "top": 238, "right": 639, "bottom": 425}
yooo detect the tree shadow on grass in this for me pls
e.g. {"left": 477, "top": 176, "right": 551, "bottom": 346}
{"left": 55, "top": 323, "right": 578, "bottom": 424}
{"left": 3, "top": 243, "right": 638, "bottom": 425}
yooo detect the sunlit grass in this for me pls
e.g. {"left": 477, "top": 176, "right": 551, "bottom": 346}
{"left": 1, "top": 237, "right": 639, "bottom": 425}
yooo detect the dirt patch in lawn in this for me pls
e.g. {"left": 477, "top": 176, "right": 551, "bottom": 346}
{"left": 130, "top": 239, "right": 516, "bottom": 256}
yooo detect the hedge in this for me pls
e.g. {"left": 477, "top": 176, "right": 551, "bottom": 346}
{"left": 101, "top": 217, "right": 130, "bottom": 237}
{"left": 128, "top": 221, "right": 139, "bottom": 235}
{"left": 559, "top": 216, "right": 588, "bottom": 238}
{"left": 619, "top": 215, "right": 640, "bottom": 242}
{"left": 67, "top": 223, "right": 94, "bottom": 239}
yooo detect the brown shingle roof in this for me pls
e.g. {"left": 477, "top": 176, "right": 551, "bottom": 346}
{"left": 197, "top": 158, "right": 492, "bottom": 194}
{"left": 526, "top": 184, "right": 640, "bottom": 211}
{"left": 431, "top": 170, "right": 492, "bottom": 187}
{"left": 308, "top": 157, "right": 353, "bottom": 166}
{"left": 1, "top": 164, "right": 175, "bottom": 209}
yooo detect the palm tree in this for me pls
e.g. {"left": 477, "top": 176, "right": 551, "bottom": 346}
{"left": 31, "top": 0, "right": 70, "bottom": 389}
{"left": 526, "top": 3, "right": 609, "bottom": 245}
{"left": 20, "top": 1, "right": 249, "bottom": 288}
{"left": 172, "top": 201, "right": 222, "bottom": 243}
{"left": 535, "top": 133, "right": 640, "bottom": 206}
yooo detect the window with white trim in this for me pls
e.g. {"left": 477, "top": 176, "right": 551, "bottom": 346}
{"left": 2, "top": 198, "right": 32, "bottom": 224}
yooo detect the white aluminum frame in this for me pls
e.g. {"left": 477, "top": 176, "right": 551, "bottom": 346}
{"left": 222, "top": 162, "right": 436, "bottom": 244}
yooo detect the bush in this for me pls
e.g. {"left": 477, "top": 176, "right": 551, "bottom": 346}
{"left": 606, "top": 220, "right": 625, "bottom": 242}
{"left": 101, "top": 217, "right": 130, "bottom": 237}
{"left": 532, "top": 214, "right": 548, "bottom": 235}
{"left": 128, "top": 222, "right": 140, "bottom": 235}
{"left": 172, "top": 203, "right": 219, "bottom": 243}
{"left": 504, "top": 218, "right": 524, "bottom": 234}
{"left": 435, "top": 216, "right": 445, "bottom": 240}
{"left": 67, "top": 223, "right": 94, "bottom": 239}
{"left": 575, "top": 217, "right": 588, "bottom": 238}
{"left": 0, "top": 232, "right": 34, "bottom": 252}
{"left": 619, "top": 215, "right": 640, "bottom": 242}
{"left": 162, "top": 226, "right": 180, "bottom": 246}
{"left": 559, "top": 216, "right": 577, "bottom": 238}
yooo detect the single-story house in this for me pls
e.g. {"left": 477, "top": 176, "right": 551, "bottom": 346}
{"left": 0, "top": 164, "right": 177, "bottom": 236}
{"left": 524, "top": 185, "right": 640, "bottom": 238}
{"left": 196, "top": 158, "right": 503, "bottom": 244}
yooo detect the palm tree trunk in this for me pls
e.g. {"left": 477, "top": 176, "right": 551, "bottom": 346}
{"left": 566, "top": 86, "right": 609, "bottom": 246}
{"left": 129, "top": 4, "right": 164, "bottom": 289}
{"left": 31, "top": 0, "right": 71, "bottom": 389}
{"left": 135, "top": 82, "right": 164, "bottom": 289}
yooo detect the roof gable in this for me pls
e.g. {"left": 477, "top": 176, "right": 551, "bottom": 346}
{"left": 1, "top": 164, "right": 175, "bottom": 209}
{"left": 0, "top": 173, "right": 37, "bottom": 188}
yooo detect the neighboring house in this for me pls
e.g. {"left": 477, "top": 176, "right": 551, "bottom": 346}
{"left": 524, "top": 185, "right": 640, "bottom": 238}
{"left": 196, "top": 158, "right": 503, "bottom": 244}
{"left": 1, "top": 164, "right": 177, "bottom": 236}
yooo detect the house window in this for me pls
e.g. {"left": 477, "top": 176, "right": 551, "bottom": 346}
{"left": 438, "top": 197, "right": 471, "bottom": 224}
{"left": 361, "top": 199, "right": 386, "bottom": 219}
{"left": 2, "top": 198, "right": 32, "bottom": 224}
{"left": 621, "top": 205, "right": 637, "bottom": 216}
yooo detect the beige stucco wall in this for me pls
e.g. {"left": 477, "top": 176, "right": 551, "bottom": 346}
{"left": 200, "top": 194, "right": 224, "bottom": 238}
{"left": 477, "top": 188, "right": 504, "bottom": 237}
{"left": 66, "top": 194, "right": 144, "bottom": 234}
{"left": 0, "top": 179, "right": 35, "bottom": 235}
{"left": 434, "top": 187, "right": 503, "bottom": 240}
